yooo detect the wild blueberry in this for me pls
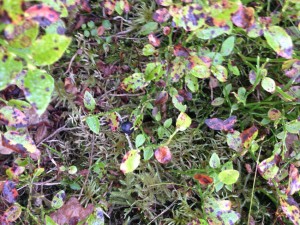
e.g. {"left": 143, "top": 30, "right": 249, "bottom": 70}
{"left": 120, "top": 121, "right": 134, "bottom": 135}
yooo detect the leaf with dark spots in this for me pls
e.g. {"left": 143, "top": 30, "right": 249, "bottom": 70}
{"left": 79, "top": 0, "right": 92, "bottom": 13}
{"left": 282, "top": 59, "right": 300, "bottom": 83}
{"left": 121, "top": 73, "right": 149, "bottom": 92}
{"left": 280, "top": 196, "right": 300, "bottom": 225}
{"left": 154, "top": 91, "right": 168, "bottom": 105}
{"left": 155, "top": 146, "right": 172, "bottom": 164}
{"left": 231, "top": 5, "right": 255, "bottom": 29}
{"left": 287, "top": 164, "right": 300, "bottom": 195}
{"left": 264, "top": 26, "right": 293, "bottom": 59}
{"left": 3, "top": 203, "right": 22, "bottom": 222}
{"left": 205, "top": 116, "right": 237, "bottom": 132}
{"left": 194, "top": 174, "right": 213, "bottom": 185}
{"left": 204, "top": 197, "right": 240, "bottom": 225}
{"left": 258, "top": 155, "right": 280, "bottom": 180}
{"left": 156, "top": 0, "right": 173, "bottom": 6}
{"left": 240, "top": 126, "right": 258, "bottom": 148}
{"left": 169, "top": 4, "right": 205, "bottom": 31}
{"left": 0, "top": 106, "right": 29, "bottom": 128}
{"left": 173, "top": 44, "right": 189, "bottom": 57}
{"left": 25, "top": 4, "right": 60, "bottom": 27}
{"left": 23, "top": 70, "right": 54, "bottom": 115}
{"left": 2, "top": 131, "right": 38, "bottom": 155}
{"left": 2, "top": 181, "right": 18, "bottom": 204}
{"left": 148, "top": 33, "right": 160, "bottom": 47}
{"left": 1, "top": 0, "right": 24, "bottom": 22}
{"left": 170, "top": 58, "right": 187, "bottom": 82}
{"left": 153, "top": 8, "right": 170, "bottom": 23}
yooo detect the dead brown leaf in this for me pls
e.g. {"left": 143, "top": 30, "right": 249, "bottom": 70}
{"left": 50, "top": 197, "right": 94, "bottom": 225}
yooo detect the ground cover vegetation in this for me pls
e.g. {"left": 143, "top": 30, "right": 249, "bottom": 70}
{"left": 0, "top": 0, "right": 300, "bottom": 224}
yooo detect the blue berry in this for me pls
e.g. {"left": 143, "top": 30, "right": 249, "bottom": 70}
{"left": 121, "top": 121, "right": 134, "bottom": 135}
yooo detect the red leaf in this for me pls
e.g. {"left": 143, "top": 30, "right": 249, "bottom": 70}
{"left": 173, "top": 44, "right": 189, "bottom": 57}
{"left": 155, "top": 146, "right": 172, "bottom": 164}
{"left": 79, "top": 0, "right": 91, "bottom": 13}
{"left": 25, "top": 4, "right": 60, "bottom": 27}
{"left": 154, "top": 91, "right": 168, "bottom": 105}
{"left": 148, "top": 33, "right": 161, "bottom": 47}
{"left": 194, "top": 174, "right": 213, "bottom": 185}
{"left": 2, "top": 181, "right": 18, "bottom": 204}
{"left": 205, "top": 116, "right": 237, "bottom": 132}
{"left": 231, "top": 5, "right": 255, "bottom": 29}
{"left": 287, "top": 164, "right": 300, "bottom": 195}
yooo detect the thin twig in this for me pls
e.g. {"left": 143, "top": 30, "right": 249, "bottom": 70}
{"left": 37, "top": 125, "right": 80, "bottom": 146}
{"left": 109, "top": 91, "right": 145, "bottom": 97}
{"left": 147, "top": 201, "right": 177, "bottom": 225}
{"left": 78, "top": 133, "right": 95, "bottom": 200}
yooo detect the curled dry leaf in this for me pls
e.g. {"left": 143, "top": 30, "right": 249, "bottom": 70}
{"left": 50, "top": 197, "right": 94, "bottom": 225}
{"left": 155, "top": 146, "right": 172, "bottom": 164}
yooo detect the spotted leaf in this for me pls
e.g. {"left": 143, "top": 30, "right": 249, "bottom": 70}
{"left": 258, "top": 155, "right": 280, "bottom": 180}
{"left": 196, "top": 25, "right": 231, "bottom": 40}
{"left": 240, "top": 126, "right": 258, "bottom": 148}
{"left": 170, "top": 58, "right": 186, "bottom": 82}
{"left": 169, "top": 4, "right": 205, "bottom": 31}
{"left": 120, "top": 150, "right": 141, "bottom": 174}
{"left": 0, "top": 106, "right": 29, "bottom": 128}
{"left": 148, "top": 33, "right": 160, "bottom": 47}
{"left": 24, "top": 70, "right": 54, "bottom": 115}
{"left": 51, "top": 190, "right": 66, "bottom": 209}
{"left": 0, "top": 52, "right": 23, "bottom": 91}
{"left": 83, "top": 91, "right": 96, "bottom": 111}
{"left": 1, "top": 0, "right": 23, "bottom": 22}
{"left": 107, "top": 112, "right": 119, "bottom": 132}
{"left": 31, "top": 33, "right": 71, "bottom": 66}
{"left": 173, "top": 44, "right": 189, "bottom": 57}
{"left": 155, "top": 146, "right": 172, "bottom": 164}
{"left": 231, "top": 5, "right": 255, "bottom": 29}
{"left": 280, "top": 196, "right": 300, "bottom": 225}
{"left": 153, "top": 8, "right": 170, "bottom": 23}
{"left": 2, "top": 131, "right": 38, "bottom": 155}
{"left": 103, "top": 0, "right": 116, "bottom": 15}
{"left": 3, "top": 203, "right": 22, "bottom": 222}
{"left": 204, "top": 197, "right": 240, "bottom": 225}
{"left": 121, "top": 73, "right": 149, "bottom": 92}
{"left": 2, "top": 181, "right": 18, "bottom": 204}
{"left": 187, "top": 56, "right": 211, "bottom": 79}
{"left": 211, "top": 65, "right": 228, "bottom": 82}
{"left": 176, "top": 112, "right": 192, "bottom": 131}
{"left": 25, "top": 4, "right": 60, "bottom": 27}
{"left": 261, "top": 77, "right": 276, "bottom": 93}
{"left": 287, "top": 164, "right": 300, "bottom": 195}
{"left": 282, "top": 59, "right": 300, "bottom": 83}
{"left": 264, "top": 26, "right": 293, "bottom": 59}
{"left": 226, "top": 131, "right": 242, "bottom": 152}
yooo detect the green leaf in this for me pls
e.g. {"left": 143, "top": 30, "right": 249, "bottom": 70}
{"left": 211, "top": 97, "right": 225, "bottom": 106}
{"left": 68, "top": 166, "right": 77, "bottom": 175}
{"left": 218, "top": 169, "right": 239, "bottom": 185}
{"left": 220, "top": 36, "right": 235, "bottom": 56}
{"left": 209, "top": 153, "right": 221, "bottom": 168}
{"left": 7, "top": 99, "right": 31, "bottom": 111}
{"left": 2, "top": 0, "right": 23, "bottom": 22}
{"left": 145, "top": 62, "right": 164, "bottom": 81}
{"left": 24, "top": 70, "right": 54, "bottom": 115}
{"left": 33, "top": 167, "right": 44, "bottom": 177}
{"left": 176, "top": 112, "right": 192, "bottom": 131}
{"left": 0, "top": 53, "right": 23, "bottom": 90}
{"left": 211, "top": 65, "right": 228, "bottom": 82}
{"left": 264, "top": 26, "right": 293, "bottom": 59}
{"left": 51, "top": 190, "right": 65, "bottom": 209}
{"left": 196, "top": 26, "right": 230, "bottom": 40}
{"left": 86, "top": 116, "right": 100, "bottom": 134}
{"left": 261, "top": 77, "right": 276, "bottom": 93}
{"left": 120, "top": 150, "right": 141, "bottom": 174}
{"left": 143, "top": 147, "right": 154, "bottom": 161}
{"left": 84, "top": 91, "right": 96, "bottom": 111}
{"left": 142, "top": 44, "right": 156, "bottom": 56}
{"left": 0, "top": 106, "right": 29, "bottom": 128}
{"left": 140, "top": 22, "right": 158, "bottom": 35}
{"left": 45, "top": 215, "right": 58, "bottom": 225}
{"left": 70, "top": 182, "right": 81, "bottom": 190}
{"left": 286, "top": 120, "right": 300, "bottom": 134}
{"left": 258, "top": 155, "right": 279, "bottom": 180}
{"left": 185, "top": 73, "right": 199, "bottom": 92}
{"left": 164, "top": 118, "right": 173, "bottom": 128}
{"left": 31, "top": 34, "right": 71, "bottom": 66}
{"left": 135, "top": 134, "right": 146, "bottom": 148}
